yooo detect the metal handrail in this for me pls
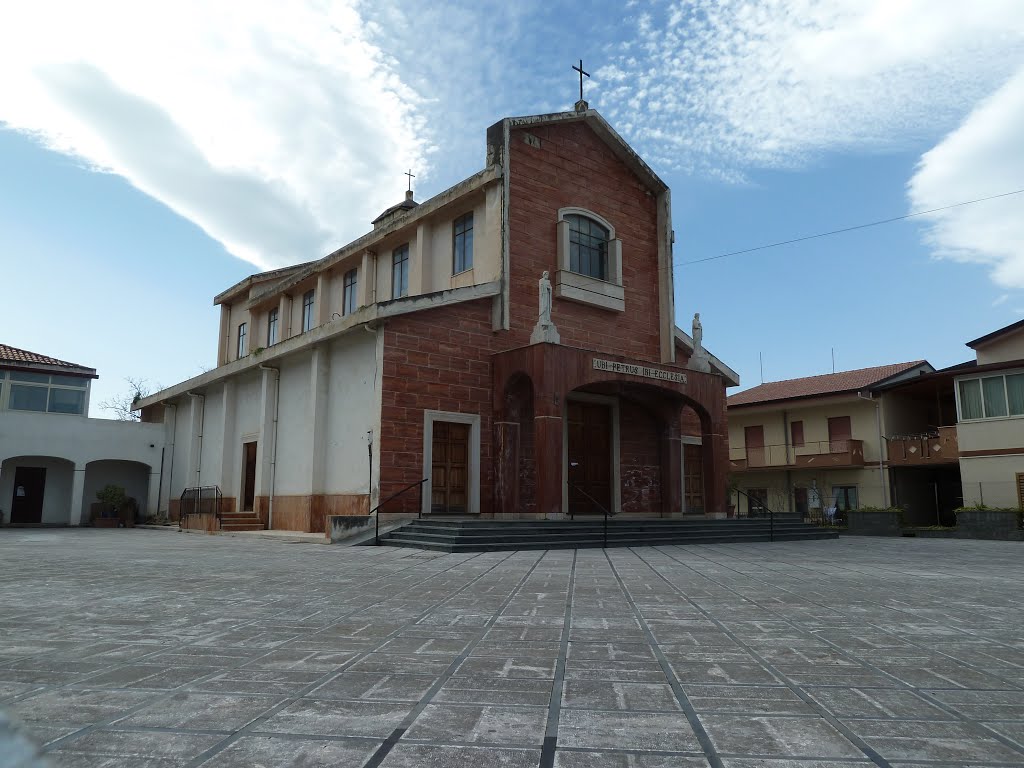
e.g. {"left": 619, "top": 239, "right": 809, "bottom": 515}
{"left": 179, "top": 485, "right": 223, "bottom": 524}
{"left": 568, "top": 483, "right": 614, "bottom": 549}
{"left": 372, "top": 478, "right": 427, "bottom": 545}
{"left": 733, "top": 488, "right": 775, "bottom": 542}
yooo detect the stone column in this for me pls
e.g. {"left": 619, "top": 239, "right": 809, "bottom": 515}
{"left": 660, "top": 411, "right": 683, "bottom": 518}
{"left": 255, "top": 366, "right": 279, "bottom": 527}
{"left": 219, "top": 381, "right": 236, "bottom": 500}
{"left": 186, "top": 394, "right": 204, "bottom": 491}
{"left": 309, "top": 345, "right": 330, "bottom": 495}
{"left": 494, "top": 421, "right": 519, "bottom": 517}
{"left": 70, "top": 464, "right": 86, "bottom": 526}
{"left": 277, "top": 294, "right": 290, "bottom": 340}
{"left": 702, "top": 428, "right": 728, "bottom": 516}
{"left": 146, "top": 466, "right": 161, "bottom": 520}
{"left": 314, "top": 272, "right": 328, "bottom": 327}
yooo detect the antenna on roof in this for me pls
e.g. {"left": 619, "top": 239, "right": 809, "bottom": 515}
{"left": 831, "top": 347, "right": 836, "bottom": 374}
{"left": 759, "top": 352, "right": 764, "bottom": 384}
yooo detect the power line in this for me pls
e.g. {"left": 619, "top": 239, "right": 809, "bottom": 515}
{"left": 680, "top": 187, "right": 1024, "bottom": 266}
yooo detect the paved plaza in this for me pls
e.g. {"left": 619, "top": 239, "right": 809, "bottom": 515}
{"left": 2, "top": 530, "right": 1024, "bottom": 767}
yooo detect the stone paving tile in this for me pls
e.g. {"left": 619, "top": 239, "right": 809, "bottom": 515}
{"left": 118, "top": 692, "right": 282, "bottom": 731}
{"left": 201, "top": 734, "right": 382, "bottom": 767}
{"left": 403, "top": 703, "right": 548, "bottom": 746}
{"left": 5, "top": 532, "right": 1024, "bottom": 767}
{"left": 554, "top": 752, "right": 709, "bottom": 767}
{"left": 561, "top": 680, "right": 681, "bottom": 711}
{"left": 846, "top": 718, "right": 1024, "bottom": 762}
{"left": 48, "top": 729, "right": 224, "bottom": 766}
{"left": 557, "top": 709, "right": 700, "bottom": 751}
{"left": 379, "top": 743, "right": 542, "bottom": 767}
{"left": 699, "top": 714, "right": 864, "bottom": 758}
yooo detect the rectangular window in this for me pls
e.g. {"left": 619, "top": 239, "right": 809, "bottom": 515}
{"left": 982, "top": 375, "right": 1008, "bottom": 418}
{"left": 6, "top": 373, "right": 88, "bottom": 415}
{"left": 1007, "top": 374, "right": 1024, "bottom": 416}
{"left": 832, "top": 485, "right": 858, "bottom": 512}
{"left": 343, "top": 269, "right": 358, "bottom": 315}
{"left": 453, "top": 212, "right": 473, "bottom": 274}
{"left": 48, "top": 387, "right": 86, "bottom": 414}
{"left": 392, "top": 244, "right": 409, "bottom": 299}
{"left": 959, "top": 378, "right": 983, "bottom": 420}
{"left": 790, "top": 420, "right": 804, "bottom": 447}
{"left": 9, "top": 384, "right": 48, "bottom": 412}
{"left": 267, "top": 308, "right": 279, "bottom": 346}
{"left": 302, "top": 289, "right": 315, "bottom": 332}
{"left": 236, "top": 322, "right": 247, "bottom": 358}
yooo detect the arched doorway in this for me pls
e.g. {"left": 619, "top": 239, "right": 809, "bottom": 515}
{"left": 82, "top": 460, "right": 152, "bottom": 525}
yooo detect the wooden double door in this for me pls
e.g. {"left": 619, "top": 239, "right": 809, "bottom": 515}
{"left": 567, "top": 401, "right": 612, "bottom": 515}
{"left": 431, "top": 421, "right": 469, "bottom": 514}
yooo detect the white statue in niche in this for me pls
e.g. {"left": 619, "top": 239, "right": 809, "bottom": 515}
{"left": 687, "top": 311, "right": 711, "bottom": 373}
{"left": 530, "top": 270, "right": 561, "bottom": 345}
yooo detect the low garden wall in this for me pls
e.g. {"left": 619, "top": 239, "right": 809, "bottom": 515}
{"left": 846, "top": 509, "right": 902, "bottom": 536}
{"left": 955, "top": 508, "right": 1023, "bottom": 541}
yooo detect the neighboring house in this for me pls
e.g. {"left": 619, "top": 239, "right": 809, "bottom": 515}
{"left": 726, "top": 362, "right": 934, "bottom": 521}
{"left": 0, "top": 344, "right": 164, "bottom": 525}
{"left": 136, "top": 105, "right": 740, "bottom": 533}
{"left": 879, "top": 319, "right": 1024, "bottom": 515}
{"left": 728, "top": 319, "right": 1024, "bottom": 525}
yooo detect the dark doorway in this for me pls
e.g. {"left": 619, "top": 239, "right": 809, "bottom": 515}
{"left": 567, "top": 401, "right": 612, "bottom": 515}
{"left": 794, "top": 487, "right": 808, "bottom": 519}
{"left": 746, "top": 487, "right": 768, "bottom": 517}
{"left": 828, "top": 416, "right": 852, "bottom": 453}
{"left": 11, "top": 466, "right": 46, "bottom": 524}
{"left": 744, "top": 425, "right": 765, "bottom": 467}
{"left": 241, "top": 442, "right": 258, "bottom": 512}
{"left": 431, "top": 422, "right": 469, "bottom": 513}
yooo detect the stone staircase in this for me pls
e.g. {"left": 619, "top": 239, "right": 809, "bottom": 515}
{"left": 219, "top": 512, "right": 265, "bottom": 532}
{"left": 375, "top": 517, "right": 838, "bottom": 552}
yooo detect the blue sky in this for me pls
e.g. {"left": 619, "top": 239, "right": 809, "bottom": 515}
{"left": 1, "top": 0, "right": 1022, "bottom": 415}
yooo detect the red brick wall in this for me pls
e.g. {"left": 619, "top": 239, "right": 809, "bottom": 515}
{"left": 379, "top": 298, "right": 496, "bottom": 513}
{"left": 619, "top": 401, "right": 662, "bottom": 515}
{"left": 506, "top": 121, "right": 664, "bottom": 360}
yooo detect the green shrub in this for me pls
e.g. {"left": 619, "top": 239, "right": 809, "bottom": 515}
{"left": 95, "top": 484, "right": 128, "bottom": 510}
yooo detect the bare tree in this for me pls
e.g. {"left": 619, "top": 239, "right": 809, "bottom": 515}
{"left": 99, "top": 377, "right": 153, "bottom": 421}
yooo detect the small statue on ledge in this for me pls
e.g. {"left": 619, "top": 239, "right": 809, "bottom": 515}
{"left": 687, "top": 311, "right": 711, "bottom": 373}
{"left": 530, "top": 270, "right": 561, "bottom": 345}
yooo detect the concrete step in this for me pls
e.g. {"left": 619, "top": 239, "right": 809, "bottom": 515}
{"left": 220, "top": 522, "right": 265, "bottom": 531}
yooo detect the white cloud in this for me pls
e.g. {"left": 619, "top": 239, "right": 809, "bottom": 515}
{"left": 908, "top": 70, "right": 1024, "bottom": 289}
{"left": 0, "top": 1, "right": 431, "bottom": 269}
{"left": 596, "top": 0, "right": 1024, "bottom": 175}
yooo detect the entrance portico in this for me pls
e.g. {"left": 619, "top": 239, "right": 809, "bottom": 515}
{"left": 493, "top": 342, "right": 728, "bottom": 519}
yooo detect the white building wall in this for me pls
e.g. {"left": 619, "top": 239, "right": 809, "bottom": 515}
{"left": 324, "top": 332, "right": 378, "bottom": 495}
{"left": 0, "top": 410, "right": 164, "bottom": 524}
{"left": 273, "top": 353, "right": 313, "bottom": 495}
{"left": 200, "top": 386, "right": 225, "bottom": 486}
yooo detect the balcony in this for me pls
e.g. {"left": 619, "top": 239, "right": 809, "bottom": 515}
{"left": 886, "top": 426, "right": 959, "bottom": 466}
{"left": 729, "top": 439, "right": 865, "bottom": 472}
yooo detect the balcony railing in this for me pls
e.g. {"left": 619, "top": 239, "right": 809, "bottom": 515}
{"left": 886, "top": 426, "right": 959, "bottom": 466}
{"left": 729, "top": 439, "right": 865, "bottom": 471}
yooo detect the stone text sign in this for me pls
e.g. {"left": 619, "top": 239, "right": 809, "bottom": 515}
{"left": 593, "top": 358, "right": 687, "bottom": 384}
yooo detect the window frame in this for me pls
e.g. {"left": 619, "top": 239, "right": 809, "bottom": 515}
{"left": 956, "top": 370, "right": 1024, "bottom": 421}
{"left": 4, "top": 371, "right": 89, "bottom": 415}
{"left": 452, "top": 212, "right": 474, "bottom": 275}
{"left": 301, "top": 289, "right": 315, "bottom": 332}
{"left": 553, "top": 207, "right": 624, "bottom": 312}
{"left": 790, "top": 420, "right": 805, "bottom": 448}
{"left": 236, "top": 321, "right": 247, "bottom": 359}
{"left": 392, "top": 243, "right": 410, "bottom": 299}
{"left": 267, "top": 307, "right": 279, "bottom": 346}
{"left": 565, "top": 213, "right": 610, "bottom": 280}
{"left": 342, "top": 269, "right": 358, "bottom": 316}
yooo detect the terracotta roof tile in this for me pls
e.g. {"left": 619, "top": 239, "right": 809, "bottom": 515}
{"left": 728, "top": 361, "right": 927, "bottom": 408}
{"left": 0, "top": 344, "right": 93, "bottom": 372}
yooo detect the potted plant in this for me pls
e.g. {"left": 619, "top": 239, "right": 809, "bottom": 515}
{"left": 93, "top": 484, "right": 129, "bottom": 528}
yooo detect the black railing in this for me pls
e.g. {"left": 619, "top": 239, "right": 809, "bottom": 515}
{"left": 179, "top": 486, "right": 223, "bottom": 526}
{"left": 372, "top": 478, "right": 428, "bottom": 545}
{"left": 733, "top": 488, "right": 774, "bottom": 541}
{"left": 568, "top": 484, "right": 614, "bottom": 548}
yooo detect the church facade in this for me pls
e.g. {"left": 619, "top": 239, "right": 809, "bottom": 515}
{"left": 137, "top": 107, "right": 739, "bottom": 533}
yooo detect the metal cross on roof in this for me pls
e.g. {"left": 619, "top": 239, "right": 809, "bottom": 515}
{"left": 572, "top": 59, "right": 590, "bottom": 102}
{"left": 405, "top": 169, "right": 415, "bottom": 192}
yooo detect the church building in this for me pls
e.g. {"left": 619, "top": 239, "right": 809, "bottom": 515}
{"left": 136, "top": 105, "right": 739, "bottom": 533}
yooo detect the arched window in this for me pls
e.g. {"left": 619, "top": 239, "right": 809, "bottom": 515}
{"left": 565, "top": 214, "right": 609, "bottom": 280}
